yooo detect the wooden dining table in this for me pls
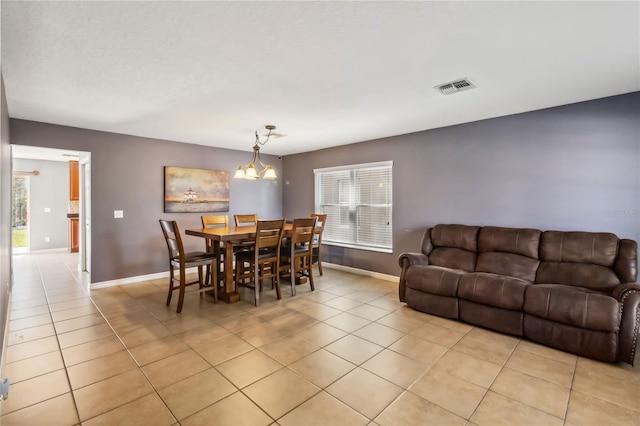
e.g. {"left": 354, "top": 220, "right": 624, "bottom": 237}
{"left": 186, "top": 224, "right": 294, "bottom": 303}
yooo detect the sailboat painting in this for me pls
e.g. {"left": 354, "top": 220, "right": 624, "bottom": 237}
{"left": 164, "top": 166, "right": 229, "bottom": 213}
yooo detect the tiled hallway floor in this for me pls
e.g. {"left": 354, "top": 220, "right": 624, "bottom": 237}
{"left": 2, "top": 251, "right": 640, "bottom": 425}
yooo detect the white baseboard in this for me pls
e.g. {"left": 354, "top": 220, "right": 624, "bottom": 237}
{"left": 323, "top": 263, "right": 398, "bottom": 282}
{"left": 91, "top": 263, "right": 398, "bottom": 289}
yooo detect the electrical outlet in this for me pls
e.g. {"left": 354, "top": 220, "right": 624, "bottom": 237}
{"left": 114, "top": 210, "right": 124, "bottom": 218}
{"left": 44, "top": 207, "right": 51, "bottom": 213}
{"left": 45, "top": 237, "right": 50, "bottom": 243}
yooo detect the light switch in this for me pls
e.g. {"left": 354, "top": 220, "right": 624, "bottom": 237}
{"left": 44, "top": 207, "right": 51, "bottom": 213}
{"left": 114, "top": 210, "right": 124, "bottom": 219}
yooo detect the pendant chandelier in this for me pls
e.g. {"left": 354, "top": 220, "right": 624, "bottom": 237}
{"left": 234, "top": 125, "right": 277, "bottom": 180}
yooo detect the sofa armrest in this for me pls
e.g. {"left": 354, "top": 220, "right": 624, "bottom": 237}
{"left": 613, "top": 283, "right": 640, "bottom": 365}
{"left": 397, "top": 252, "right": 429, "bottom": 302}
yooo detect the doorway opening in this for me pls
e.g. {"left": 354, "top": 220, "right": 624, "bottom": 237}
{"left": 11, "top": 173, "right": 29, "bottom": 254}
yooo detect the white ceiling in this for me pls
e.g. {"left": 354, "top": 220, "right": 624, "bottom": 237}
{"left": 2, "top": 1, "right": 639, "bottom": 156}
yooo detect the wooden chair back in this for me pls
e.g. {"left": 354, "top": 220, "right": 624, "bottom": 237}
{"left": 234, "top": 214, "right": 258, "bottom": 226}
{"left": 291, "top": 217, "right": 317, "bottom": 247}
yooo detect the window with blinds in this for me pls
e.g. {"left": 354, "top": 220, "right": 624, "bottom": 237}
{"left": 314, "top": 161, "right": 392, "bottom": 253}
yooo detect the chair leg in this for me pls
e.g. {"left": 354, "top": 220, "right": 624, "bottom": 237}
{"left": 307, "top": 254, "right": 315, "bottom": 291}
{"left": 274, "top": 262, "right": 282, "bottom": 300}
{"left": 317, "top": 248, "right": 323, "bottom": 276}
{"left": 210, "top": 259, "right": 218, "bottom": 303}
{"left": 166, "top": 264, "right": 174, "bottom": 306}
{"left": 253, "top": 263, "right": 260, "bottom": 306}
{"left": 177, "top": 267, "right": 186, "bottom": 314}
{"left": 198, "top": 266, "right": 205, "bottom": 299}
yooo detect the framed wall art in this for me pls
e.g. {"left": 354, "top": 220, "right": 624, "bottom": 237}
{"left": 164, "top": 166, "right": 229, "bottom": 213}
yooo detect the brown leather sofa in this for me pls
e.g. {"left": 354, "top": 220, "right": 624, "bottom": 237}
{"left": 398, "top": 224, "right": 640, "bottom": 364}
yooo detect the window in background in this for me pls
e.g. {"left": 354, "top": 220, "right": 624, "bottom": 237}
{"left": 314, "top": 161, "right": 392, "bottom": 253}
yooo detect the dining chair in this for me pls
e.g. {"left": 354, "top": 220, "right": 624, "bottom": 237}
{"left": 201, "top": 215, "right": 228, "bottom": 287}
{"left": 234, "top": 219, "right": 285, "bottom": 306}
{"left": 280, "top": 216, "right": 317, "bottom": 296}
{"left": 233, "top": 213, "right": 258, "bottom": 251}
{"left": 309, "top": 213, "right": 327, "bottom": 275}
{"left": 234, "top": 214, "right": 258, "bottom": 226}
{"left": 159, "top": 220, "right": 217, "bottom": 313}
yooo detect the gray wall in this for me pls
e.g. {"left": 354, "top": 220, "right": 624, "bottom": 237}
{"left": 10, "top": 121, "right": 283, "bottom": 283}
{"left": 1, "top": 74, "right": 12, "bottom": 370}
{"left": 13, "top": 159, "right": 69, "bottom": 251}
{"left": 282, "top": 92, "right": 640, "bottom": 277}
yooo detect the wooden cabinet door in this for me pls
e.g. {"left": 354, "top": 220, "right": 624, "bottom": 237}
{"left": 69, "top": 161, "right": 79, "bottom": 201}
{"left": 69, "top": 219, "right": 79, "bottom": 252}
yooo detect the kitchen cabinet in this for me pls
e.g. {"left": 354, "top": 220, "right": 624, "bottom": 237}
{"left": 69, "top": 161, "right": 79, "bottom": 201}
{"left": 68, "top": 217, "right": 79, "bottom": 253}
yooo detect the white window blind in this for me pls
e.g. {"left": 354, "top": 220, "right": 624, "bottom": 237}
{"left": 314, "top": 161, "right": 392, "bottom": 253}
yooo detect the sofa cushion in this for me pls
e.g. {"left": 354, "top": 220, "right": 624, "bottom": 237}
{"left": 479, "top": 226, "right": 541, "bottom": 258}
{"left": 477, "top": 252, "right": 540, "bottom": 282}
{"left": 405, "top": 265, "right": 465, "bottom": 297}
{"left": 431, "top": 224, "right": 480, "bottom": 252}
{"left": 429, "top": 247, "right": 477, "bottom": 272}
{"left": 540, "top": 231, "right": 619, "bottom": 266}
{"left": 524, "top": 284, "right": 620, "bottom": 332}
{"left": 536, "top": 262, "right": 620, "bottom": 292}
{"left": 458, "top": 272, "right": 530, "bottom": 311}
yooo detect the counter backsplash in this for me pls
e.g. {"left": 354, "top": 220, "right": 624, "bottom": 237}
{"left": 68, "top": 200, "right": 79, "bottom": 214}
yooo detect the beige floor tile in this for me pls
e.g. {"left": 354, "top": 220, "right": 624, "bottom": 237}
{"left": 353, "top": 323, "right": 405, "bottom": 347}
{"left": 324, "top": 296, "right": 363, "bottom": 311}
{"left": 431, "top": 350, "right": 501, "bottom": 388}
{"left": 303, "top": 290, "right": 339, "bottom": 303}
{"left": 348, "top": 304, "right": 390, "bottom": 321}
{"left": 565, "top": 390, "right": 640, "bottom": 425}
{"left": 279, "top": 391, "right": 369, "bottom": 426}
{"left": 118, "top": 322, "right": 173, "bottom": 348}
{"left": 7, "top": 323, "right": 56, "bottom": 346}
{"left": 289, "top": 349, "right": 356, "bottom": 388}
{"left": 410, "top": 369, "right": 486, "bottom": 419}
{"left": 295, "top": 322, "right": 348, "bottom": 347}
{"left": 174, "top": 323, "right": 231, "bottom": 347}
{"left": 490, "top": 367, "right": 569, "bottom": 418}
{"left": 236, "top": 322, "right": 292, "bottom": 347}
{"left": 388, "top": 335, "right": 448, "bottom": 365}
{"left": 61, "top": 335, "right": 125, "bottom": 366}
{"left": 73, "top": 369, "right": 154, "bottom": 421}
{"left": 1, "top": 369, "right": 70, "bottom": 415}
{"left": 251, "top": 305, "right": 295, "bottom": 322}
{"left": 82, "top": 393, "right": 176, "bottom": 426}
{"left": 158, "top": 368, "right": 236, "bottom": 420}
{"left": 142, "top": 349, "right": 211, "bottom": 390}
{"left": 5, "top": 335, "right": 59, "bottom": 363}
{"left": 194, "top": 334, "right": 253, "bottom": 365}
{"left": 244, "top": 368, "right": 321, "bottom": 419}
{"left": 572, "top": 359, "right": 640, "bottom": 411}
{"left": 217, "top": 312, "right": 266, "bottom": 332}
{"left": 326, "top": 368, "right": 403, "bottom": 419}
{"left": 361, "top": 349, "right": 430, "bottom": 388}
{"left": 269, "top": 311, "right": 318, "bottom": 334}
{"left": 9, "top": 313, "right": 52, "bottom": 332}
{"left": 325, "top": 335, "right": 384, "bottom": 365}
{"left": 428, "top": 316, "right": 473, "bottom": 333}
{"left": 470, "top": 391, "right": 563, "bottom": 426}
{"left": 129, "top": 334, "right": 190, "bottom": 366}
{"left": 9, "top": 304, "right": 49, "bottom": 320}
{"left": 324, "top": 312, "right": 370, "bottom": 333}
{"left": 300, "top": 304, "right": 342, "bottom": 321}
{"left": 4, "top": 351, "right": 65, "bottom": 384}
{"left": 54, "top": 313, "right": 106, "bottom": 334}
{"left": 260, "top": 335, "right": 319, "bottom": 365}
{"left": 375, "top": 312, "right": 426, "bottom": 333}
{"left": 375, "top": 391, "right": 466, "bottom": 426}
{"left": 506, "top": 348, "right": 574, "bottom": 387}
{"left": 50, "top": 304, "right": 99, "bottom": 322}
{"left": 452, "top": 333, "right": 516, "bottom": 366}
{"left": 217, "top": 349, "right": 283, "bottom": 388}
{"left": 181, "top": 391, "right": 273, "bottom": 426}
{"left": 57, "top": 323, "right": 114, "bottom": 349}
{"left": 162, "top": 314, "right": 215, "bottom": 333}
{"left": 49, "top": 297, "right": 93, "bottom": 312}
{"left": 67, "top": 350, "right": 137, "bottom": 389}
{"left": 0, "top": 393, "right": 79, "bottom": 426}
{"left": 324, "top": 286, "right": 358, "bottom": 297}
{"left": 366, "top": 296, "right": 403, "bottom": 312}
{"left": 516, "top": 340, "right": 578, "bottom": 365}
{"left": 410, "top": 322, "right": 466, "bottom": 347}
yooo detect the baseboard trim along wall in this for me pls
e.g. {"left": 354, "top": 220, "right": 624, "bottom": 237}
{"left": 90, "top": 262, "right": 398, "bottom": 289}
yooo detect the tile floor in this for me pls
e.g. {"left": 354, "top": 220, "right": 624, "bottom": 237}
{"left": 2, "top": 251, "right": 640, "bottom": 425}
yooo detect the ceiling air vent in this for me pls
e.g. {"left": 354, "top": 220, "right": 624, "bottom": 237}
{"left": 436, "top": 78, "right": 476, "bottom": 95}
